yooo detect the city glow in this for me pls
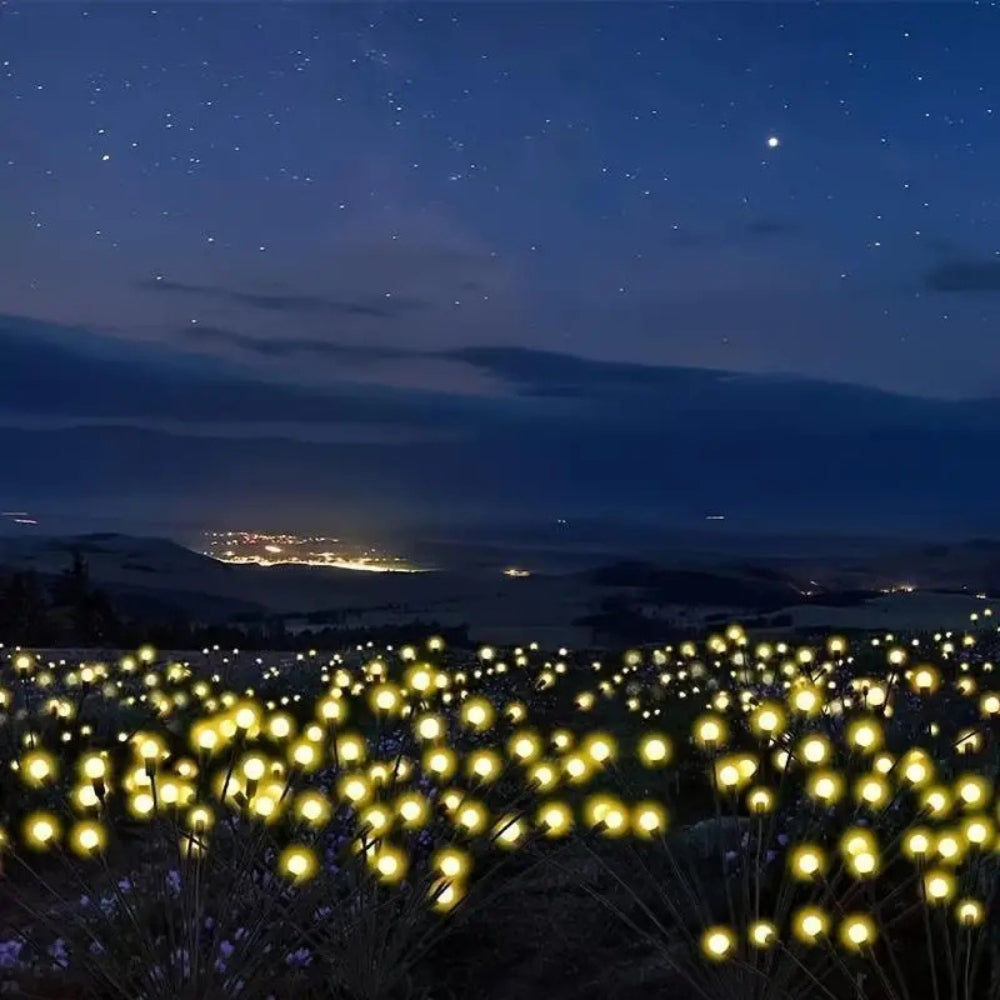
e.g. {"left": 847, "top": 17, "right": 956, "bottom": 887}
{"left": 202, "top": 530, "right": 427, "bottom": 573}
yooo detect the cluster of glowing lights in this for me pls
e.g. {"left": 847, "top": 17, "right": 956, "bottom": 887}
{"left": 202, "top": 529, "right": 425, "bottom": 573}
{"left": 1, "top": 606, "right": 999, "bottom": 971}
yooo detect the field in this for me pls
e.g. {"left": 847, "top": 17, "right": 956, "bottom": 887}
{"left": 780, "top": 592, "right": 992, "bottom": 633}
{"left": 1, "top": 614, "right": 999, "bottom": 1000}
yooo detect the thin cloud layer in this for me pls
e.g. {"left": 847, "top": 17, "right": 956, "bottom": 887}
{"left": 743, "top": 219, "right": 801, "bottom": 237}
{"left": 924, "top": 259, "right": 1000, "bottom": 293}
{"left": 173, "top": 325, "right": 415, "bottom": 362}
{"left": 0, "top": 315, "right": 488, "bottom": 432}
{"left": 6, "top": 312, "right": 1000, "bottom": 435}
{"left": 140, "top": 279, "right": 430, "bottom": 319}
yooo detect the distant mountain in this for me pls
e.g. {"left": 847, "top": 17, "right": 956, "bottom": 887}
{"left": 3, "top": 530, "right": 999, "bottom": 646}
{"left": 583, "top": 560, "right": 805, "bottom": 609}
{"left": 0, "top": 531, "right": 447, "bottom": 618}
{"left": 0, "top": 533, "right": 266, "bottom": 624}
{"left": 0, "top": 532, "right": 222, "bottom": 576}
{"left": 580, "top": 535, "right": 1000, "bottom": 611}
{"left": 0, "top": 532, "right": 248, "bottom": 592}
{"left": 800, "top": 538, "right": 1000, "bottom": 593}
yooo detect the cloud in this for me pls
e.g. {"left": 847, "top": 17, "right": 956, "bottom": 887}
{"left": 163, "top": 332, "right": 784, "bottom": 404}
{"left": 662, "top": 218, "right": 800, "bottom": 249}
{"left": 440, "top": 346, "right": 1000, "bottom": 441}
{"left": 159, "top": 323, "right": 1000, "bottom": 426}
{"left": 442, "top": 345, "right": 868, "bottom": 408}
{"left": 164, "top": 332, "right": 767, "bottom": 404}
{"left": 175, "top": 325, "right": 415, "bottom": 362}
{"left": 666, "top": 228, "right": 706, "bottom": 248}
{"left": 924, "top": 260, "right": 1000, "bottom": 292}
{"left": 173, "top": 329, "right": 718, "bottom": 400}
{"left": 443, "top": 346, "right": 724, "bottom": 398}
{"left": 0, "top": 414, "right": 460, "bottom": 446}
{"left": 8, "top": 310, "right": 1000, "bottom": 451}
{"left": 6, "top": 315, "right": 1000, "bottom": 533}
{"left": 744, "top": 219, "right": 800, "bottom": 237}
{"left": 138, "top": 278, "right": 428, "bottom": 319}
{"left": 923, "top": 237, "right": 962, "bottom": 259}
{"left": 0, "top": 313, "right": 489, "bottom": 432}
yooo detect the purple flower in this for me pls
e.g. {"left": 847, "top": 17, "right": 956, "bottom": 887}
{"left": 165, "top": 869, "right": 182, "bottom": 896}
{"left": 0, "top": 940, "right": 24, "bottom": 970}
{"left": 285, "top": 947, "right": 312, "bottom": 968}
{"left": 48, "top": 938, "right": 69, "bottom": 970}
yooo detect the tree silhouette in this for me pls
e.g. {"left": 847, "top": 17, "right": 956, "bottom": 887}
{"left": 0, "top": 547, "right": 469, "bottom": 650}
{"left": 82, "top": 586, "right": 120, "bottom": 645}
{"left": 0, "top": 571, "right": 51, "bottom": 644}
{"left": 52, "top": 547, "right": 90, "bottom": 605}
{"left": 49, "top": 548, "right": 120, "bottom": 646}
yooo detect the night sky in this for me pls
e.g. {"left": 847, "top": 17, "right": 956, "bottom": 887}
{"left": 4, "top": 3, "right": 1000, "bottom": 537}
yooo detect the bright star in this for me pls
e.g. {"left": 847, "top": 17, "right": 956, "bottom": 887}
{"left": 766, "top": 135, "right": 780, "bottom": 148}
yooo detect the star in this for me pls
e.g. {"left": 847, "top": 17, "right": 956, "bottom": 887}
{"left": 766, "top": 135, "right": 780, "bottom": 149}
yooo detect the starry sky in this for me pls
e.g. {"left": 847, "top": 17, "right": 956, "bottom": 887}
{"left": 4, "top": 2, "right": 1000, "bottom": 537}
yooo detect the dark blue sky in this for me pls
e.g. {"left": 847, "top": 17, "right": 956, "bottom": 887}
{"left": 3, "top": 3, "right": 1000, "bottom": 536}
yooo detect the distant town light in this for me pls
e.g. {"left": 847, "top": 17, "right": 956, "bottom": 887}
{"left": 203, "top": 530, "right": 426, "bottom": 573}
